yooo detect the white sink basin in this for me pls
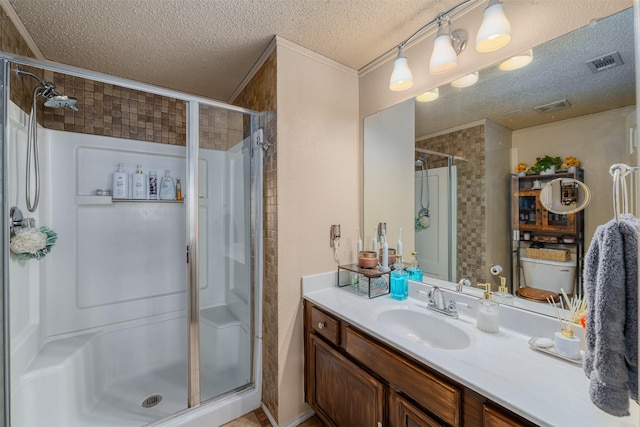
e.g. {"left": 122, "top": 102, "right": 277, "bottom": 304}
{"left": 376, "top": 306, "right": 471, "bottom": 350}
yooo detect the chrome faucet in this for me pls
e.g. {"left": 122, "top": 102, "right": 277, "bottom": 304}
{"left": 422, "top": 286, "right": 461, "bottom": 318}
{"left": 457, "top": 277, "right": 471, "bottom": 292}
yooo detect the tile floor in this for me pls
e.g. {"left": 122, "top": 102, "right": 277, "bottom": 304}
{"left": 221, "top": 408, "right": 323, "bottom": 427}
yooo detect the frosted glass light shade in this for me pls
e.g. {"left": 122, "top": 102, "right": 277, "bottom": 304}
{"left": 430, "top": 35, "right": 458, "bottom": 74}
{"left": 416, "top": 88, "right": 439, "bottom": 102}
{"left": 389, "top": 56, "right": 414, "bottom": 91}
{"left": 499, "top": 49, "right": 533, "bottom": 71}
{"left": 451, "top": 72, "right": 479, "bottom": 88}
{"left": 476, "top": 2, "right": 511, "bottom": 53}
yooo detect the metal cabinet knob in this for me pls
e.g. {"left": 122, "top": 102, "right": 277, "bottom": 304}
{"left": 317, "top": 322, "right": 325, "bottom": 330}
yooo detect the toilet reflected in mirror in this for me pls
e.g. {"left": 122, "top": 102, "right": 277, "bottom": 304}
{"left": 540, "top": 178, "right": 592, "bottom": 215}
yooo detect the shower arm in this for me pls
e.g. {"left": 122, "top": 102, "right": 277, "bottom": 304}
{"left": 16, "top": 68, "right": 58, "bottom": 96}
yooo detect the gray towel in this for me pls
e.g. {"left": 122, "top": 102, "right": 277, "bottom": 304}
{"left": 583, "top": 214, "right": 638, "bottom": 417}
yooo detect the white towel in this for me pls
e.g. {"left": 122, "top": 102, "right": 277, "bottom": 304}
{"left": 583, "top": 214, "right": 638, "bottom": 416}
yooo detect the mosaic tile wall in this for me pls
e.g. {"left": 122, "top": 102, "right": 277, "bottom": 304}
{"left": 416, "top": 124, "right": 486, "bottom": 284}
{"left": 199, "top": 105, "right": 245, "bottom": 151}
{"left": 233, "top": 52, "right": 278, "bottom": 422}
{"left": 1, "top": 4, "right": 38, "bottom": 116}
{"left": 6, "top": 64, "right": 241, "bottom": 151}
{"left": 37, "top": 71, "right": 187, "bottom": 145}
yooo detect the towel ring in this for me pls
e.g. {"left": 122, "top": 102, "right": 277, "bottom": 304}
{"left": 609, "top": 163, "right": 639, "bottom": 223}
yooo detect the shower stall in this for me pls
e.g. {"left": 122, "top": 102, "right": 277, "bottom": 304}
{"left": 414, "top": 149, "right": 457, "bottom": 281}
{"left": 1, "top": 54, "right": 263, "bottom": 426}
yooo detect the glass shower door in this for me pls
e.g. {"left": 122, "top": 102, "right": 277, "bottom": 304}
{"left": 197, "top": 105, "right": 254, "bottom": 403}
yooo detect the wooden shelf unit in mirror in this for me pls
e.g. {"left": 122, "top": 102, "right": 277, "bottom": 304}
{"left": 512, "top": 169, "right": 583, "bottom": 233}
{"left": 511, "top": 169, "right": 585, "bottom": 296}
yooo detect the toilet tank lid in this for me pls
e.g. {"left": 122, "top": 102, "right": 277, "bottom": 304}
{"left": 520, "top": 256, "right": 576, "bottom": 267}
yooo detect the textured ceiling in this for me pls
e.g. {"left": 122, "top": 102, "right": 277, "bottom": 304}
{"left": 416, "top": 7, "right": 635, "bottom": 136}
{"left": 5, "top": 0, "right": 636, "bottom": 123}
{"left": 8, "top": 0, "right": 469, "bottom": 101}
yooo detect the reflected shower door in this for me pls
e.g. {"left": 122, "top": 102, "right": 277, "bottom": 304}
{"left": 415, "top": 165, "right": 456, "bottom": 280}
{"left": 197, "top": 105, "right": 253, "bottom": 403}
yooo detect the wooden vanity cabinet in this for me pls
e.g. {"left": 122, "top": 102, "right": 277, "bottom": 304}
{"left": 304, "top": 301, "right": 536, "bottom": 427}
{"left": 308, "top": 333, "right": 385, "bottom": 426}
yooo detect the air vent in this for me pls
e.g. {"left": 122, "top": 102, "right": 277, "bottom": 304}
{"left": 534, "top": 99, "right": 572, "bottom": 114}
{"left": 585, "top": 51, "right": 624, "bottom": 73}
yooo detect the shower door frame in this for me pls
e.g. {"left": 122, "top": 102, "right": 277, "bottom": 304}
{"left": 0, "top": 52, "right": 263, "bottom": 425}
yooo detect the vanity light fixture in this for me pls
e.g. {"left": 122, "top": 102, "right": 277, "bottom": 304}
{"left": 387, "top": 0, "right": 511, "bottom": 91}
{"left": 499, "top": 49, "right": 533, "bottom": 71}
{"left": 476, "top": 0, "right": 512, "bottom": 53}
{"left": 450, "top": 71, "right": 479, "bottom": 88}
{"left": 416, "top": 88, "right": 439, "bottom": 102}
{"left": 390, "top": 47, "right": 414, "bottom": 91}
{"left": 429, "top": 16, "right": 467, "bottom": 74}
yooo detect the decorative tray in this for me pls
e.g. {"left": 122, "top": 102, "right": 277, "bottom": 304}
{"left": 528, "top": 337, "right": 583, "bottom": 365}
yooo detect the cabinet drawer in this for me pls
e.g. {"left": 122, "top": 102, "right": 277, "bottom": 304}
{"left": 310, "top": 306, "right": 340, "bottom": 345}
{"left": 483, "top": 405, "right": 528, "bottom": 427}
{"left": 344, "top": 326, "right": 460, "bottom": 426}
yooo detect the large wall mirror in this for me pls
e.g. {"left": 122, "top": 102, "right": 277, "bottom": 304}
{"left": 364, "top": 7, "right": 636, "bottom": 316}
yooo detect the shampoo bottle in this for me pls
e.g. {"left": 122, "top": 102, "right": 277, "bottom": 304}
{"left": 175, "top": 178, "right": 182, "bottom": 200}
{"left": 112, "top": 163, "right": 129, "bottom": 199}
{"left": 148, "top": 171, "right": 158, "bottom": 200}
{"left": 131, "top": 164, "right": 147, "bottom": 199}
{"left": 159, "top": 170, "right": 176, "bottom": 200}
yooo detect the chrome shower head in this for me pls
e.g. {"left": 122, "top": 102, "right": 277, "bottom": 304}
{"left": 16, "top": 68, "right": 79, "bottom": 111}
{"left": 44, "top": 95, "right": 79, "bottom": 111}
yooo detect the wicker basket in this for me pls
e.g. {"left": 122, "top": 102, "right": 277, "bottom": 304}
{"left": 525, "top": 247, "right": 570, "bottom": 262}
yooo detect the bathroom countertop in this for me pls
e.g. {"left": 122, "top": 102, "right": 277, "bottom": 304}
{"left": 302, "top": 272, "right": 639, "bottom": 427}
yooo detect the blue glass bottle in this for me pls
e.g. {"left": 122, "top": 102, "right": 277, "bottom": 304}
{"left": 406, "top": 251, "right": 423, "bottom": 282}
{"left": 390, "top": 257, "right": 408, "bottom": 300}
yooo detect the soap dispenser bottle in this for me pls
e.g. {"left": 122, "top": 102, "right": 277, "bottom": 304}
{"left": 159, "top": 170, "right": 176, "bottom": 200}
{"left": 406, "top": 251, "right": 423, "bottom": 281}
{"left": 477, "top": 283, "right": 499, "bottom": 333}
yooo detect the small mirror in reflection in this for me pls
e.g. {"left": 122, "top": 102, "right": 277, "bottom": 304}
{"left": 540, "top": 178, "right": 592, "bottom": 215}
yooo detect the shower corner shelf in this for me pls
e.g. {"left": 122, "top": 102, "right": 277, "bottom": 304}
{"left": 75, "top": 195, "right": 184, "bottom": 205}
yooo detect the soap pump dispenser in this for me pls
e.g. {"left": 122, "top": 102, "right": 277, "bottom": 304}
{"left": 477, "top": 283, "right": 499, "bottom": 333}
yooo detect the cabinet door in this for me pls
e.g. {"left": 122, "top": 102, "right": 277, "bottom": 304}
{"left": 308, "top": 334, "right": 385, "bottom": 427}
{"left": 540, "top": 206, "right": 576, "bottom": 232}
{"left": 389, "top": 388, "right": 444, "bottom": 427}
{"left": 513, "top": 191, "right": 541, "bottom": 230}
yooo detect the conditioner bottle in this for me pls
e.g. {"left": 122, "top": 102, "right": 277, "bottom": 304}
{"left": 112, "top": 163, "right": 129, "bottom": 199}
{"left": 159, "top": 170, "right": 176, "bottom": 200}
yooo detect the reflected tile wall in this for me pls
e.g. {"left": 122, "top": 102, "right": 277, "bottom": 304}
{"left": 416, "top": 124, "right": 486, "bottom": 284}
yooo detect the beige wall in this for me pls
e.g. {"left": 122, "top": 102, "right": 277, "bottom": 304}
{"left": 512, "top": 106, "right": 635, "bottom": 249}
{"left": 275, "top": 38, "right": 359, "bottom": 425}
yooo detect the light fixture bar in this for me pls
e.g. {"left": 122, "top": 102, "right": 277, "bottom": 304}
{"left": 396, "top": 0, "right": 477, "bottom": 50}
